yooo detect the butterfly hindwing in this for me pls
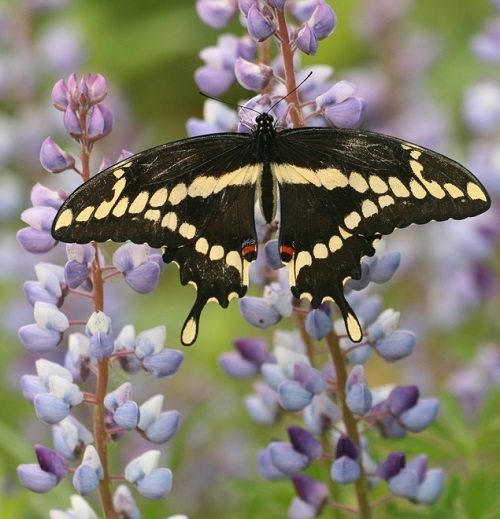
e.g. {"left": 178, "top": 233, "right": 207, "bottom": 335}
{"left": 272, "top": 126, "right": 489, "bottom": 339}
{"left": 52, "top": 133, "right": 261, "bottom": 345}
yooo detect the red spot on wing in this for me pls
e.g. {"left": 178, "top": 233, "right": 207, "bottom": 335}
{"left": 280, "top": 245, "right": 295, "bottom": 261}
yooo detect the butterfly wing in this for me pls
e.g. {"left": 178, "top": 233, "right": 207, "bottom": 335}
{"left": 52, "top": 133, "right": 260, "bottom": 345}
{"left": 274, "top": 127, "right": 490, "bottom": 341}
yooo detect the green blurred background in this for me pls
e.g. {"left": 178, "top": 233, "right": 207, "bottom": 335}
{"left": 1, "top": 0, "right": 499, "bottom": 518}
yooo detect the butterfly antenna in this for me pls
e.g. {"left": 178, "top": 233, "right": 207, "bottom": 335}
{"left": 269, "top": 71, "right": 313, "bottom": 112}
{"left": 198, "top": 92, "right": 261, "bottom": 116}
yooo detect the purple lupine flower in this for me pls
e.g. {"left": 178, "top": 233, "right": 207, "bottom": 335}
{"left": 112, "top": 243, "right": 162, "bottom": 294}
{"left": 330, "top": 435, "right": 361, "bottom": 484}
{"left": 73, "top": 445, "right": 103, "bottom": 495}
{"left": 289, "top": 474, "right": 329, "bottom": 519}
{"left": 345, "top": 365, "right": 372, "bottom": 416}
{"left": 39, "top": 136, "right": 75, "bottom": 173}
{"left": 245, "top": 3, "right": 277, "bottom": 41}
{"left": 316, "top": 80, "right": 366, "bottom": 128}
{"left": 196, "top": 0, "right": 239, "bottom": 28}
{"left": 244, "top": 380, "right": 280, "bottom": 424}
{"left": 220, "top": 336, "right": 270, "bottom": 378}
{"left": 18, "top": 206, "right": 58, "bottom": 254}
{"left": 124, "top": 450, "right": 173, "bottom": 500}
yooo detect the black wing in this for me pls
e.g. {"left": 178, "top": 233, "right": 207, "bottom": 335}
{"left": 273, "top": 127, "right": 490, "bottom": 341}
{"left": 52, "top": 133, "right": 260, "bottom": 345}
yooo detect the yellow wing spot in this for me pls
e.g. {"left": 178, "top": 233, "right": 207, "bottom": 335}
{"left": 161, "top": 211, "right": 178, "bottom": 230}
{"left": 467, "top": 182, "right": 488, "bottom": 202}
{"left": 338, "top": 226, "right": 352, "bottom": 240}
{"left": 378, "top": 194, "right": 395, "bottom": 208}
{"left": 361, "top": 199, "right": 379, "bottom": 218}
{"left": 113, "top": 168, "right": 126, "bottom": 179}
{"left": 316, "top": 167, "right": 349, "bottom": 190}
{"left": 299, "top": 292, "right": 313, "bottom": 302}
{"left": 188, "top": 175, "right": 217, "bottom": 198}
{"left": 129, "top": 191, "right": 149, "bottom": 214}
{"left": 112, "top": 197, "right": 129, "bottom": 217}
{"left": 149, "top": 188, "right": 168, "bottom": 207}
{"left": 295, "top": 250, "right": 313, "bottom": 275}
{"left": 388, "top": 177, "right": 410, "bottom": 198}
{"left": 349, "top": 172, "right": 369, "bottom": 193}
{"left": 94, "top": 177, "right": 127, "bottom": 219}
{"left": 274, "top": 164, "right": 321, "bottom": 187}
{"left": 181, "top": 317, "right": 197, "bottom": 346}
{"left": 410, "top": 150, "right": 422, "bottom": 160}
{"left": 344, "top": 210, "right": 361, "bottom": 230}
{"left": 195, "top": 237, "right": 209, "bottom": 255}
{"left": 369, "top": 175, "right": 389, "bottom": 194}
{"left": 329, "top": 235, "right": 343, "bottom": 253}
{"left": 410, "top": 160, "right": 446, "bottom": 199}
{"left": 226, "top": 250, "right": 242, "bottom": 272}
{"left": 179, "top": 222, "right": 196, "bottom": 239}
{"left": 443, "top": 183, "right": 464, "bottom": 198}
{"left": 242, "top": 259, "right": 251, "bottom": 287}
{"left": 54, "top": 208, "right": 73, "bottom": 229}
{"left": 169, "top": 183, "right": 188, "bottom": 205}
{"left": 209, "top": 245, "right": 225, "bottom": 261}
{"left": 144, "top": 209, "right": 161, "bottom": 222}
{"left": 75, "top": 206, "right": 95, "bottom": 222}
{"left": 409, "top": 179, "right": 427, "bottom": 199}
{"left": 346, "top": 313, "right": 363, "bottom": 342}
{"left": 227, "top": 291, "right": 239, "bottom": 301}
{"left": 313, "top": 243, "right": 328, "bottom": 259}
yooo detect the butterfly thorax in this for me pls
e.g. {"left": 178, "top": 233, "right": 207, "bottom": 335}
{"left": 254, "top": 113, "right": 278, "bottom": 224}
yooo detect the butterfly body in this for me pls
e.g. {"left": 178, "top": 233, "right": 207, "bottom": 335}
{"left": 52, "top": 113, "right": 490, "bottom": 345}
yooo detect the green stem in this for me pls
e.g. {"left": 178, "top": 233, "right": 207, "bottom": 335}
{"left": 79, "top": 128, "right": 117, "bottom": 519}
{"left": 326, "top": 332, "right": 371, "bottom": 519}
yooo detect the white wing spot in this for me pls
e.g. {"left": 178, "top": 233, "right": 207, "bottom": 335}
{"left": 209, "top": 245, "right": 225, "bottom": 261}
{"left": 467, "top": 182, "right": 488, "bottom": 202}
{"left": 369, "top": 175, "right": 388, "bottom": 194}
{"left": 75, "top": 206, "right": 95, "bottom": 222}
{"left": 179, "top": 222, "right": 196, "bottom": 239}
{"left": 349, "top": 172, "right": 369, "bottom": 193}
{"left": 388, "top": 177, "right": 410, "bottom": 198}
{"left": 313, "top": 243, "right": 328, "bottom": 259}
{"left": 378, "top": 195, "right": 395, "bottom": 208}
{"left": 329, "top": 235, "right": 343, "bottom": 253}
{"left": 195, "top": 237, "right": 209, "bottom": 255}
{"left": 149, "top": 188, "right": 169, "bottom": 207}
{"left": 129, "top": 191, "right": 149, "bottom": 214}
{"left": 443, "top": 183, "right": 464, "bottom": 198}
{"left": 161, "top": 211, "right": 178, "bottom": 230}
{"left": 361, "top": 199, "right": 379, "bottom": 218}
{"left": 169, "top": 183, "right": 188, "bottom": 205}
{"left": 344, "top": 211, "right": 361, "bottom": 230}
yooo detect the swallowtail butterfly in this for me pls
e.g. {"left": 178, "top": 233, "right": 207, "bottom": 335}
{"left": 52, "top": 112, "right": 490, "bottom": 345}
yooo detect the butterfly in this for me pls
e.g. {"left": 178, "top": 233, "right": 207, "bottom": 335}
{"left": 51, "top": 111, "right": 490, "bottom": 345}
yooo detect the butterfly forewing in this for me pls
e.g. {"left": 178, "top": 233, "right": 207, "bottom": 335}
{"left": 52, "top": 112, "right": 490, "bottom": 345}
